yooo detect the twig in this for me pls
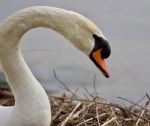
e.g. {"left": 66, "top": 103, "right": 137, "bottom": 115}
{"left": 82, "top": 117, "right": 88, "bottom": 126}
{"left": 83, "top": 93, "right": 90, "bottom": 100}
{"left": 146, "top": 93, "right": 150, "bottom": 101}
{"left": 101, "top": 117, "right": 116, "bottom": 126}
{"left": 76, "top": 113, "right": 108, "bottom": 126}
{"left": 117, "top": 96, "right": 149, "bottom": 112}
{"left": 109, "top": 106, "right": 121, "bottom": 126}
{"left": 83, "top": 84, "right": 94, "bottom": 98}
{"left": 52, "top": 107, "right": 64, "bottom": 121}
{"left": 49, "top": 95, "right": 150, "bottom": 123}
{"left": 61, "top": 102, "right": 81, "bottom": 126}
{"left": 135, "top": 110, "right": 146, "bottom": 126}
{"left": 93, "top": 74, "right": 99, "bottom": 96}
{"left": 96, "top": 106, "right": 101, "bottom": 126}
{"left": 136, "top": 95, "right": 147, "bottom": 105}
{"left": 53, "top": 70, "right": 77, "bottom": 97}
{"left": 135, "top": 98, "right": 150, "bottom": 126}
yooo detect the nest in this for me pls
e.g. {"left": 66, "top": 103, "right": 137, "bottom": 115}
{"left": 0, "top": 88, "right": 150, "bottom": 126}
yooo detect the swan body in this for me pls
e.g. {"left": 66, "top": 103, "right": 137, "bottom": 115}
{"left": 0, "top": 6, "right": 111, "bottom": 126}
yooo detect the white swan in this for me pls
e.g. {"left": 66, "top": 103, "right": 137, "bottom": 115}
{"left": 0, "top": 6, "right": 111, "bottom": 126}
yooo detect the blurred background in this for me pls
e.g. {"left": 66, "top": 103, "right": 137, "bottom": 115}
{"left": 0, "top": 0, "right": 150, "bottom": 103}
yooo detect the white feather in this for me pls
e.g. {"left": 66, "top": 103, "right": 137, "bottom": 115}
{"left": 0, "top": 6, "right": 103, "bottom": 126}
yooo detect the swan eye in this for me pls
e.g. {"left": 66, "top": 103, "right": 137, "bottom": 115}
{"left": 92, "top": 34, "right": 111, "bottom": 59}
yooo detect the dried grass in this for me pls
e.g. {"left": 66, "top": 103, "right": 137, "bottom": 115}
{"left": 0, "top": 88, "right": 150, "bottom": 126}
{"left": 0, "top": 72, "right": 150, "bottom": 126}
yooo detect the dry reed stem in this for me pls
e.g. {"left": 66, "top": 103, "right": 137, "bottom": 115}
{"left": 96, "top": 106, "right": 101, "bottom": 126}
{"left": 109, "top": 106, "right": 121, "bottom": 126}
{"left": 53, "top": 70, "right": 77, "bottom": 97}
{"left": 76, "top": 113, "right": 108, "bottom": 126}
{"left": 49, "top": 95, "right": 150, "bottom": 123}
{"left": 1, "top": 87, "right": 150, "bottom": 125}
{"left": 135, "top": 110, "right": 146, "bottom": 126}
{"left": 135, "top": 98, "right": 150, "bottom": 126}
{"left": 61, "top": 102, "right": 81, "bottom": 126}
{"left": 101, "top": 117, "right": 116, "bottom": 126}
{"left": 117, "top": 96, "right": 150, "bottom": 112}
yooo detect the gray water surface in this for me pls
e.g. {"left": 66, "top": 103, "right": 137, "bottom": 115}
{"left": 0, "top": 0, "right": 150, "bottom": 103}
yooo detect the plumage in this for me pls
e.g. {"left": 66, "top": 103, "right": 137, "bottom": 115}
{"left": 0, "top": 6, "right": 110, "bottom": 126}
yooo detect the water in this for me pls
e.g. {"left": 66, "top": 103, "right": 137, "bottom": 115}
{"left": 0, "top": 0, "right": 150, "bottom": 103}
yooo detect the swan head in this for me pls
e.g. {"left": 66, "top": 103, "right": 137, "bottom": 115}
{"left": 89, "top": 34, "right": 111, "bottom": 78}
{"left": 0, "top": 7, "right": 111, "bottom": 78}
{"left": 65, "top": 11, "right": 111, "bottom": 78}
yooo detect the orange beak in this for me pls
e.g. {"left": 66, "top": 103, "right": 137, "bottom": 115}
{"left": 91, "top": 49, "right": 110, "bottom": 78}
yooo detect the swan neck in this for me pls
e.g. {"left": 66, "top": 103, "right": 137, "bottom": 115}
{"left": 1, "top": 6, "right": 73, "bottom": 41}
{"left": 0, "top": 50, "right": 50, "bottom": 107}
{"left": 0, "top": 6, "right": 75, "bottom": 106}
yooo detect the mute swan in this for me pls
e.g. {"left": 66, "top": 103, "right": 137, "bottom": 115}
{"left": 0, "top": 6, "right": 111, "bottom": 126}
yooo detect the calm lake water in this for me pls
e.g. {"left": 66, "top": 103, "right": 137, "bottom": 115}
{"left": 0, "top": 0, "right": 150, "bottom": 103}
